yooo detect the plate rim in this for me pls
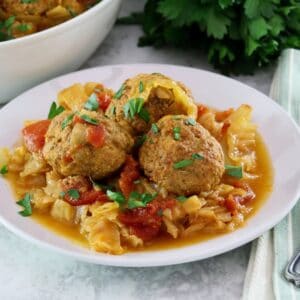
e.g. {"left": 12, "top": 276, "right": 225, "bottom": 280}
{"left": 1, "top": 63, "right": 300, "bottom": 267}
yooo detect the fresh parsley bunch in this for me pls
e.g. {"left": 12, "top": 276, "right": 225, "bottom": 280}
{"left": 119, "top": 0, "right": 300, "bottom": 74}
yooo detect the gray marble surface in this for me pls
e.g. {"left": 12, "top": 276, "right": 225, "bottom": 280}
{"left": 0, "top": 1, "right": 275, "bottom": 299}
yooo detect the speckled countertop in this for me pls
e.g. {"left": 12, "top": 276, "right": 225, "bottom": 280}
{"left": 0, "top": 1, "right": 274, "bottom": 299}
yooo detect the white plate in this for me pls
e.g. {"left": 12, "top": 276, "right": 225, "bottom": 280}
{"left": 1, "top": 64, "right": 300, "bottom": 267}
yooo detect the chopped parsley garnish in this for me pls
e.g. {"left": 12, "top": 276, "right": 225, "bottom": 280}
{"left": 114, "top": 84, "right": 125, "bottom": 99}
{"left": 48, "top": 102, "right": 65, "bottom": 119}
{"left": 151, "top": 123, "right": 159, "bottom": 134}
{"left": 173, "top": 152, "right": 205, "bottom": 169}
{"left": 4, "top": 16, "right": 15, "bottom": 28}
{"left": 139, "top": 81, "right": 144, "bottom": 93}
{"left": 67, "top": 189, "right": 80, "bottom": 199}
{"left": 123, "top": 98, "right": 150, "bottom": 122}
{"left": 225, "top": 165, "right": 243, "bottom": 179}
{"left": 138, "top": 107, "right": 150, "bottom": 122}
{"left": 127, "top": 191, "right": 157, "bottom": 209}
{"left": 80, "top": 114, "right": 99, "bottom": 125}
{"left": 0, "top": 165, "right": 8, "bottom": 175}
{"left": 135, "top": 134, "right": 147, "bottom": 147}
{"left": 17, "top": 193, "right": 32, "bottom": 217}
{"left": 61, "top": 113, "right": 74, "bottom": 129}
{"left": 185, "top": 118, "right": 196, "bottom": 126}
{"left": 84, "top": 93, "right": 99, "bottom": 111}
{"left": 192, "top": 153, "right": 204, "bottom": 160}
{"left": 0, "top": 16, "right": 15, "bottom": 41}
{"left": 17, "top": 23, "right": 31, "bottom": 32}
{"left": 176, "top": 195, "right": 188, "bottom": 202}
{"left": 173, "top": 159, "right": 194, "bottom": 169}
{"left": 173, "top": 127, "right": 181, "bottom": 140}
{"left": 107, "top": 190, "right": 126, "bottom": 204}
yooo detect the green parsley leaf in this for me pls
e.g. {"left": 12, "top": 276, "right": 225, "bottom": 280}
{"left": 17, "top": 23, "right": 31, "bottom": 32}
{"left": 123, "top": 98, "right": 150, "bottom": 122}
{"left": 121, "top": 0, "right": 300, "bottom": 74}
{"left": 127, "top": 191, "right": 145, "bottom": 209}
{"left": 61, "top": 113, "right": 74, "bottom": 129}
{"left": 127, "top": 191, "right": 157, "bottom": 209}
{"left": 67, "top": 189, "right": 80, "bottom": 199}
{"left": 80, "top": 114, "right": 99, "bottom": 125}
{"left": 173, "top": 159, "right": 193, "bottom": 169}
{"left": 0, "top": 165, "right": 8, "bottom": 175}
{"left": 138, "top": 107, "right": 150, "bottom": 123}
{"left": 139, "top": 81, "right": 144, "bottom": 93}
{"left": 176, "top": 195, "right": 187, "bottom": 202}
{"left": 17, "top": 193, "right": 32, "bottom": 217}
{"left": 114, "top": 84, "right": 125, "bottom": 99}
{"left": 192, "top": 153, "right": 204, "bottom": 160}
{"left": 84, "top": 93, "right": 99, "bottom": 111}
{"left": 107, "top": 190, "right": 126, "bottom": 204}
{"left": 173, "top": 126, "right": 181, "bottom": 140}
{"left": 4, "top": 16, "right": 15, "bottom": 28}
{"left": 185, "top": 118, "right": 196, "bottom": 126}
{"left": 225, "top": 165, "right": 243, "bottom": 179}
{"left": 48, "top": 102, "right": 65, "bottom": 119}
{"left": 151, "top": 123, "right": 159, "bottom": 134}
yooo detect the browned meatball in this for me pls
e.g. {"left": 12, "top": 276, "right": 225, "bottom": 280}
{"left": 43, "top": 109, "right": 134, "bottom": 179}
{"left": 106, "top": 73, "right": 197, "bottom": 134}
{"left": 139, "top": 115, "right": 225, "bottom": 195}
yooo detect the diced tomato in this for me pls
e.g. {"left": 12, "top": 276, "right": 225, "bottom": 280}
{"left": 215, "top": 108, "right": 234, "bottom": 122}
{"left": 119, "top": 155, "right": 140, "bottom": 198}
{"left": 61, "top": 176, "right": 109, "bottom": 206}
{"left": 97, "top": 92, "right": 111, "bottom": 111}
{"left": 224, "top": 182, "right": 256, "bottom": 214}
{"left": 119, "top": 197, "right": 177, "bottom": 241}
{"left": 64, "top": 190, "right": 109, "bottom": 206}
{"left": 22, "top": 120, "right": 51, "bottom": 152}
{"left": 87, "top": 125, "right": 105, "bottom": 148}
{"left": 224, "top": 194, "right": 239, "bottom": 214}
{"left": 232, "top": 181, "right": 256, "bottom": 204}
{"left": 197, "top": 104, "right": 208, "bottom": 118}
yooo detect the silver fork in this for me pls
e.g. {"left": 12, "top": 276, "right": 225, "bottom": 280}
{"left": 285, "top": 251, "right": 300, "bottom": 287}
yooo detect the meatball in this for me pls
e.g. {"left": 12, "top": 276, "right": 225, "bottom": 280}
{"left": 43, "top": 109, "right": 134, "bottom": 179}
{"left": 106, "top": 73, "right": 197, "bottom": 134}
{"left": 139, "top": 115, "right": 225, "bottom": 195}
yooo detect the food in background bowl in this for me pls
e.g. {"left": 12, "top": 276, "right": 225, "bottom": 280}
{"left": 0, "top": 73, "right": 273, "bottom": 255}
{"left": 0, "top": 0, "right": 101, "bottom": 41}
{"left": 0, "top": 0, "right": 122, "bottom": 103}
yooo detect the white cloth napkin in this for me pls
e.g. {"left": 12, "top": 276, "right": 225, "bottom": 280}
{"left": 242, "top": 49, "right": 300, "bottom": 300}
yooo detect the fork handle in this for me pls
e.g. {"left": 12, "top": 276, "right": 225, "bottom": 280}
{"left": 285, "top": 251, "right": 300, "bottom": 287}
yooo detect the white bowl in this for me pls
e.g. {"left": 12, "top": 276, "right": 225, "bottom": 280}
{"left": 1, "top": 64, "right": 300, "bottom": 267}
{"left": 0, "top": 0, "right": 121, "bottom": 103}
